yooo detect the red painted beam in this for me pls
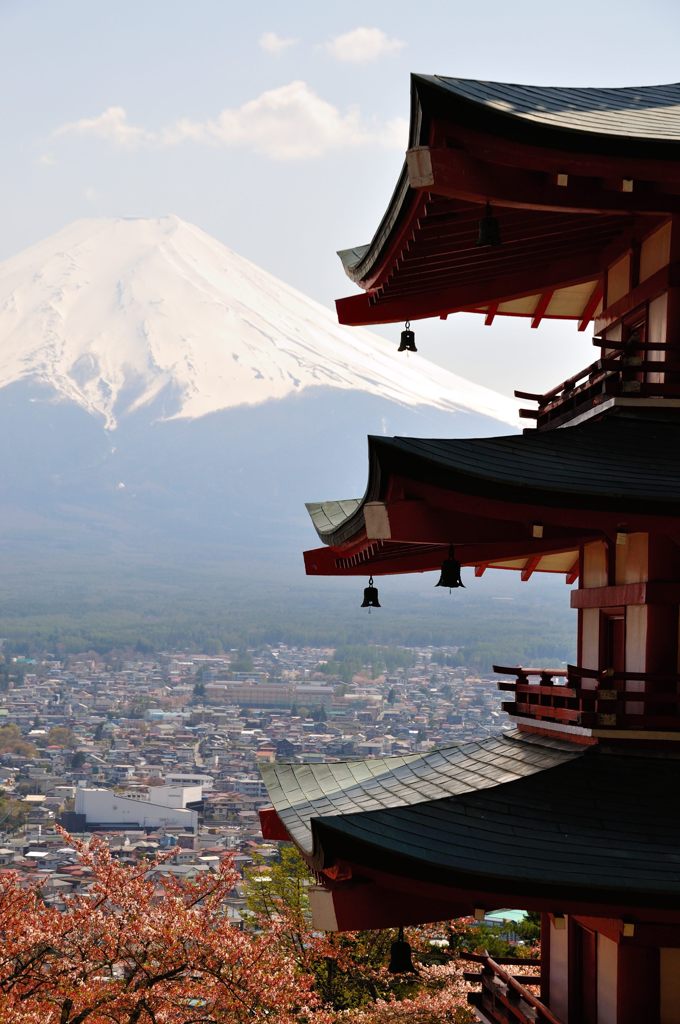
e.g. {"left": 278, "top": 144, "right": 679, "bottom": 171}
{"left": 407, "top": 147, "right": 680, "bottom": 217}
{"left": 336, "top": 860, "right": 680, "bottom": 924}
{"left": 484, "top": 303, "right": 498, "bottom": 326}
{"left": 531, "top": 290, "right": 554, "bottom": 329}
{"left": 578, "top": 280, "right": 604, "bottom": 331}
{"left": 259, "top": 806, "right": 291, "bottom": 841}
{"left": 521, "top": 555, "right": 542, "bottom": 582}
{"left": 336, "top": 252, "right": 603, "bottom": 325}
{"left": 566, "top": 559, "right": 580, "bottom": 585}
{"left": 571, "top": 581, "right": 680, "bottom": 608}
{"left": 445, "top": 122, "right": 680, "bottom": 186}
{"left": 304, "top": 537, "right": 587, "bottom": 578}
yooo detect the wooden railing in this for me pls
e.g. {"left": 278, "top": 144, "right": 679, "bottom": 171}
{"left": 463, "top": 953, "right": 561, "bottom": 1024}
{"left": 515, "top": 335, "right": 680, "bottom": 429}
{"left": 494, "top": 664, "right": 680, "bottom": 732}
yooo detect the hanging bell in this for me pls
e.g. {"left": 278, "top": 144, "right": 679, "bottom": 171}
{"left": 361, "top": 576, "right": 381, "bottom": 610}
{"left": 398, "top": 321, "right": 417, "bottom": 352}
{"left": 436, "top": 546, "right": 465, "bottom": 591}
{"left": 388, "top": 925, "right": 415, "bottom": 973}
{"left": 476, "top": 202, "right": 502, "bottom": 247}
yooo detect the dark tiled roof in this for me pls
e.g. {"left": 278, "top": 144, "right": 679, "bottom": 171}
{"left": 260, "top": 731, "right": 581, "bottom": 854}
{"left": 424, "top": 77, "right": 680, "bottom": 141}
{"left": 311, "top": 747, "right": 680, "bottom": 907}
{"left": 308, "top": 416, "right": 680, "bottom": 546}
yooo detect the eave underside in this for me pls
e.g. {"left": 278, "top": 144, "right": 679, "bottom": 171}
{"left": 336, "top": 76, "right": 680, "bottom": 326}
{"left": 337, "top": 195, "right": 621, "bottom": 326}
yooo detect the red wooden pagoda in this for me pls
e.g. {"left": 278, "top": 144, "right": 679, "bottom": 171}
{"left": 260, "top": 77, "right": 680, "bottom": 1024}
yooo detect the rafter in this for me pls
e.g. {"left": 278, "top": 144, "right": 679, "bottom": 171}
{"left": 531, "top": 291, "right": 554, "bottom": 329}
{"left": 578, "top": 280, "right": 604, "bottom": 332}
{"left": 521, "top": 556, "right": 542, "bottom": 582}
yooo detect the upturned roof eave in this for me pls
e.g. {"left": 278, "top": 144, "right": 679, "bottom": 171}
{"left": 305, "top": 418, "right": 680, "bottom": 551}
{"left": 338, "top": 74, "right": 680, "bottom": 293}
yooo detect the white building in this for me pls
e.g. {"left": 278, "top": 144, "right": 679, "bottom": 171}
{"left": 74, "top": 788, "right": 198, "bottom": 831}
{"left": 164, "top": 773, "right": 214, "bottom": 791}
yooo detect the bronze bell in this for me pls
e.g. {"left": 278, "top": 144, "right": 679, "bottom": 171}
{"left": 361, "top": 576, "right": 381, "bottom": 610}
{"left": 388, "top": 925, "right": 415, "bottom": 973}
{"left": 436, "top": 546, "right": 465, "bottom": 591}
{"left": 477, "top": 202, "right": 501, "bottom": 247}
{"left": 398, "top": 321, "right": 417, "bottom": 352}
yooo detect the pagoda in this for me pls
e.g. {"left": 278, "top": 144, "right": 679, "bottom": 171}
{"left": 260, "top": 77, "right": 680, "bottom": 1024}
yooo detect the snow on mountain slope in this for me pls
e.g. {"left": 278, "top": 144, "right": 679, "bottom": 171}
{"left": 0, "top": 216, "right": 519, "bottom": 430}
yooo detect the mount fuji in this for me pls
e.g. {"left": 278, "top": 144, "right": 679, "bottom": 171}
{"left": 0, "top": 216, "right": 519, "bottom": 578}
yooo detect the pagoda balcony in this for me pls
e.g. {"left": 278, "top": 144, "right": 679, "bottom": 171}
{"left": 515, "top": 336, "right": 680, "bottom": 429}
{"left": 464, "top": 953, "right": 561, "bottom": 1024}
{"left": 494, "top": 664, "right": 680, "bottom": 733}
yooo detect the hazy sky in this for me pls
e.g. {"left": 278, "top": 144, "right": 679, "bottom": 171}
{"left": 2, "top": 0, "right": 679, "bottom": 395}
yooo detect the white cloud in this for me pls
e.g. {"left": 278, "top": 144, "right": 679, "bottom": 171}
{"left": 325, "top": 27, "right": 405, "bottom": 63}
{"left": 37, "top": 153, "right": 57, "bottom": 167}
{"left": 259, "top": 31, "right": 297, "bottom": 53}
{"left": 55, "top": 106, "right": 150, "bottom": 147}
{"left": 53, "top": 83, "right": 407, "bottom": 161}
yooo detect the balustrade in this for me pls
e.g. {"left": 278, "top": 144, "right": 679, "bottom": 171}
{"left": 463, "top": 953, "right": 562, "bottom": 1024}
{"left": 493, "top": 664, "right": 680, "bottom": 731}
{"left": 515, "top": 336, "right": 680, "bottom": 428}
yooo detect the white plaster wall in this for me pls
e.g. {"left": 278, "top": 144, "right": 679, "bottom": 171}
{"left": 597, "top": 933, "right": 618, "bottom": 1024}
{"left": 648, "top": 292, "right": 669, "bottom": 383}
{"left": 615, "top": 533, "right": 648, "bottom": 585}
{"left": 607, "top": 254, "right": 631, "bottom": 305}
{"left": 583, "top": 541, "right": 608, "bottom": 588}
{"left": 549, "top": 917, "right": 569, "bottom": 1022}
{"left": 581, "top": 608, "right": 600, "bottom": 672}
{"left": 661, "top": 949, "right": 680, "bottom": 1024}
{"left": 640, "top": 222, "right": 671, "bottom": 282}
{"left": 75, "top": 788, "right": 197, "bottom": 830}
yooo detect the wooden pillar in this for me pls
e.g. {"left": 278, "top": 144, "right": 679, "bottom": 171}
{"left": 541, "top": 912, "right": 551, "bottom": 1006}
{"left": 568, "top": 918, "right": 597, "bottom": 1024}
{"left": 617, "top": 943, "right": 659, "bottom": 1024}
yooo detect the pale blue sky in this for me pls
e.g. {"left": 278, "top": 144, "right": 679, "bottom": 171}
{"left": 2, "top": 0, "right": 679, "bottom": 393}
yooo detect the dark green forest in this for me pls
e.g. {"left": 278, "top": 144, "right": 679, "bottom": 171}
{"left": 0, "top": 557, "right": 575, "bottom": 668}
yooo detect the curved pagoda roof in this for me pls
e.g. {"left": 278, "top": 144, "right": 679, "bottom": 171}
{"left": 260, "top": 730, "right": 680, "bottom": 923}
{"left": 337, "top": 76, "right": 680, "bottom": 327}
{"left": 304, "top": 415, "right": 680, "bottom": 580}
{"left": 260, "top": 730, "right": 578, "bottom": 856}
{"left": 415, "top": 78, "right": 680, "bottom": 145}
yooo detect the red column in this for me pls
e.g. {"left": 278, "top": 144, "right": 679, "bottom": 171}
{"left": 617, "top": 942, "right": 659, "bottom": 1024}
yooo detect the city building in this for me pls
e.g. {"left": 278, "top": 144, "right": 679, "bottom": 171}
{"left": 74, "top": 786, "right": 198, "bottom": 831}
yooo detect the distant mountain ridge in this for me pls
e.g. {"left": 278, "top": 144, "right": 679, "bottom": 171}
{"left": 0, "top": 216, "right": 519, "bottom": 430}
{"left": 0, "top": 217, "right": 519, "bottom": 595}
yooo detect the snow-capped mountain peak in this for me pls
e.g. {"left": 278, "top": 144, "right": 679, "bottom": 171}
{"left": 0, "top": 216, "right": 518, "bottom": 430}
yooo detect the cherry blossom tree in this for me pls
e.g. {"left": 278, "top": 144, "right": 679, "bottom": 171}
{"left": 0, "top": 831, "right": 313, "bottom": 1024}
{"left": 0, "top": 833, "right": 479, "bottom": 1024}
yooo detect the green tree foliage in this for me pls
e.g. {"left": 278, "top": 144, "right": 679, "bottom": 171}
{"left": 46, "top": 726, "right": 77, "bottom": 749}
{"left": 318, "top": 646, "right": 417, "bottom": 683}
{"left": 245, "top": 845, "right": 418, "bottom": 1010}
{"left": 0, "top": 793, "right": 27, "bottom": 831}
{"left": 0, "top": 724, "right": 36, "bottom": 758}
{"left": 230, "top": 648, "right": 254, "bottom": 673}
